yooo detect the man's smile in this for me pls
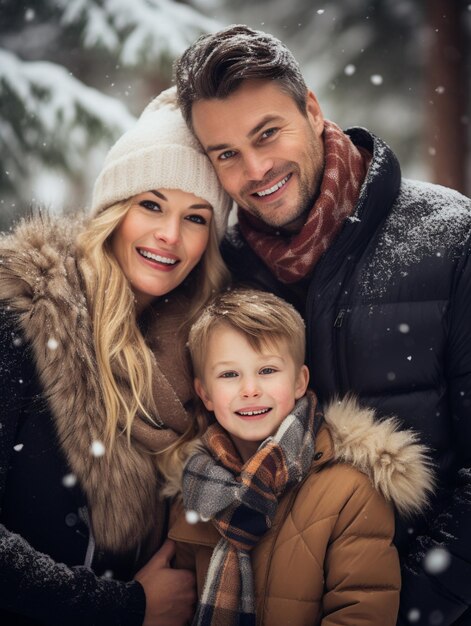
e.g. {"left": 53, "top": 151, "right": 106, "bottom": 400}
{"left": 253, "top": 174, "right": 292, "bottom": 198}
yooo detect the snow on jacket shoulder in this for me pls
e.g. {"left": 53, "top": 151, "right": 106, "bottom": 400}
{"left": 169, "top": 398, "right": 434, "bottom": 626}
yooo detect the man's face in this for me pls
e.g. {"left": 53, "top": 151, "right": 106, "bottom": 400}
{"left": 191, "top": 79, "right": 325, "bottom": 232}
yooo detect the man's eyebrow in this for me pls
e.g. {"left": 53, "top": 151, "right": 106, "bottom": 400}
{"left": 206, "top": 142, "right": 231, "bottom": 154}
{"left": 247, "top": 115, "right": 281, "bottom": 139}
{"left": 206, "top": 115, "right": 282, "bottom": 153}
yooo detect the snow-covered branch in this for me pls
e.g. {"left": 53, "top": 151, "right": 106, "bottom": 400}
{"left": 0, "top": 48, "right": 135, "bottom": 176}
{"left": 57, "top": 0, "right": 221, "bottom": 66}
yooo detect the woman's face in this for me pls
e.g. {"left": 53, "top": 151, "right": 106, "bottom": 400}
{"left": 111, "top": 189, "right": 213, "bottom": 311}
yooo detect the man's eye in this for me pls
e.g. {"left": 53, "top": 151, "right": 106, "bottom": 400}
{"left": 261, "top": 128, "right": 278, "bottom": 140}
{"left": 260, "top": 367, "right": 277, "bottom": 375}
{"left": 140, "top": 200, "right": 161, "bottom": 211}
{"left": 219, "top": 150, "right": 236, "bottom": 161}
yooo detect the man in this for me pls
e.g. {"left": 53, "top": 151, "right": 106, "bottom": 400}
{"left": 174, "top": 24, "right": 471, "bottom": 625}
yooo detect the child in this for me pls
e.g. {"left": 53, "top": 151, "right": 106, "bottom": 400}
{"left": 167, "top": 288, "right": 434, "bottom": 626}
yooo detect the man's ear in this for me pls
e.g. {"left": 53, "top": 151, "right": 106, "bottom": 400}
{"left": 306, "top": 90, "right": 324, "bottom": 136}
{"left": 194, "top": 378, "right": 214, "bottom": 411}
{"left": 295, "top": 365, "right": 310, "bottom": 400}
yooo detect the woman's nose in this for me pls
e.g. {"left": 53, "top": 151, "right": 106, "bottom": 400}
{"left": 153, "top": 216, "right": 180, "bottom": 245}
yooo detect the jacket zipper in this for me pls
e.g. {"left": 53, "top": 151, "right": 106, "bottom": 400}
{"left": 306, "top": 223, "right": 361, "bottom": 398}
{"left": 333, "top": 306, "right": 350, "bottom": 396}
{"left": 334, "top": 309, "right": 345, "bottom": 328}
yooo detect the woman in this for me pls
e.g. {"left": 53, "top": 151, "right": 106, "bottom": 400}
{"left": 0, "top": 87, "right": 232, "bottom": 626}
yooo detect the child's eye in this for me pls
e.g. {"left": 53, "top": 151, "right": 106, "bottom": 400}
{"left": 219, "top": 371, "right": 238, "bottom": 378}
{"left": 260, "top": 367, "right": 277, "bottom": 375}
{"left": 140, "top": 200, "right": 161, "bottom": 211}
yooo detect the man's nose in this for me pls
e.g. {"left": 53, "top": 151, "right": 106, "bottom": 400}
{"left": 243, "top": 151, "right": 274, "bottom": 181}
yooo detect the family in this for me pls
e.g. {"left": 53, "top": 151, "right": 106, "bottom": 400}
{"left": 1, "top": 24, "right": 470, "bottom": 626}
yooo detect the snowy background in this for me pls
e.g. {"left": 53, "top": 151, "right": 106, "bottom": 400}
{"left": 1, "top": 0, "right": 470, "bottom": 231}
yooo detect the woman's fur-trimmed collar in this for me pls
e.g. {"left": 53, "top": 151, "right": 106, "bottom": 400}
{"left": 0, "top": 213, "right": 182, "bottom": 554}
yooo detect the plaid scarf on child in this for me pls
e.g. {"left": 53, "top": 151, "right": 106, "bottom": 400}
{"left": 183, "top": 391, "right": 322, "bottom": 626}
{"left": 237, "top": 120, "right": 371, "bottom": 284}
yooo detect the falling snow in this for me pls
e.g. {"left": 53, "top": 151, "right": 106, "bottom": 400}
{"left": 429, "top": 610, "right": 444, "bottom": 625}
{"left": 90, "top": 440, "right": 105, "bottom": 457}
{"left": 407, "top": 609, "right": 420, "bottom": 623}
{"left": 185, "top": 510, "right": 200, "bottom": 525}
{"left": 47, "top": 338, "right": 59, "bottom": 351}
{"left": 62, "top": 473, "right": 77, "bottom": 488}
{"left": 423, "top": 547, "right": 451, "bottom": 574}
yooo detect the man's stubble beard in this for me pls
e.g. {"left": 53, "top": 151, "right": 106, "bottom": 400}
{"left": 241, "top": 127, "right": 324, "bottom": 232}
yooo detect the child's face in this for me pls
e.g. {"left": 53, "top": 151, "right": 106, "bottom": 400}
{"left": 194, "top": 325, "right": 309, "bottom": 461}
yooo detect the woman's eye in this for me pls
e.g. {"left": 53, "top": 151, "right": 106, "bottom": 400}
{"left": 186, "top": 214, "right": 208, "bottom": 225}
{"left": 219, "top": 371, "right": 238, "bottom": 378}
{"left": 260, "top": 367, "right": 277, "bottom": 375}
{"left": 140, "top": 200, "right": 161, "bottom": 211}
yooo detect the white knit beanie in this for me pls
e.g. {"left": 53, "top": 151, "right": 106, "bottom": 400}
{"left": 91, "top": 86, "right": 233, "bottom": 241}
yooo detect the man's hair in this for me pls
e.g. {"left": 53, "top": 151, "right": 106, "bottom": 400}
{"left": 174, "top": 24, "right": 308, "bottom": 129}
{"left": 188, "top": 288, "right": 306, "bottom": 379}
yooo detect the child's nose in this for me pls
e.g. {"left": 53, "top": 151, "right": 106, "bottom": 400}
{"left": 241, "top": 378, "right": 261, "bottom": 398}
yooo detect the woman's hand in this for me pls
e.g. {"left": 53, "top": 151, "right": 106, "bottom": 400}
{"left": 134, "top": 539, "right": 196, "bottom": 626}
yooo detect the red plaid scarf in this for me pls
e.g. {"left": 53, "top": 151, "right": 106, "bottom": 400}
{"left": 238, "top": 120, "right": 371, "bottom": 284}
{"left": 182, "top": 392, "right": 322, "bottom": 626}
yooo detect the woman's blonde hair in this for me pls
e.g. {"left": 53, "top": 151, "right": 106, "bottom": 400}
{"left": 77, "top": 199, "right": 229, "bottom": 449}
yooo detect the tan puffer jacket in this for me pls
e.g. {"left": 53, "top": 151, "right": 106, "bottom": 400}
{"left": 168, "top": 398, "right": 434, "bottom": 626}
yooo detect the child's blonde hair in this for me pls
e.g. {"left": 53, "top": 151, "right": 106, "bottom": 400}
{"left": 188, "top": 288, "right": 306, "bottom": 379}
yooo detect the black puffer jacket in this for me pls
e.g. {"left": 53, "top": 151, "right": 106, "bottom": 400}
{"left": 221, "top": 127, "right": 471, "bottom": 626}
{"left": 0, "top": 310, "right": 146, "bottom": 626}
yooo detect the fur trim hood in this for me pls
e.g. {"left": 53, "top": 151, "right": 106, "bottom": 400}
{"left": 0, "top": 213, "right": 192, "bottom": 555}
{"left": 323, "top": 397, "right": 434, "bottom": 517}
{"left": 166, "top": 397, "right": 434, "bottom": 517}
